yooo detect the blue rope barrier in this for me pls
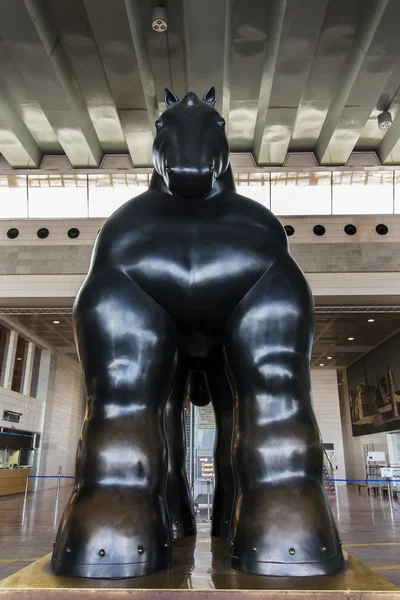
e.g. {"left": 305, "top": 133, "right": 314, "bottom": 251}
{"left": 324, "top": 478, "right": 400, "bottom": 483}
{"left": 27, "top": 475, "right": 74, "bottom": 479}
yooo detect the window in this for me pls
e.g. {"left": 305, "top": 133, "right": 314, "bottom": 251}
{"left": 29, "top": 346, "right": 42, "bottom": 398}
{"left": 271, "top": 172, "right": 332, "bottom": 216}
{"left": 28, "top": 175, "right": 88, "bottom": 218}
{"left": 11, "top": 337, "right": 29, "bottom": 394}
{"left": 0, "top": 176, "right": 28, "bottom": 218}
{"left": 0, "top": 325, "right": 10, "bottom": 386}
{"left": 236, "top": 173, "right": 270, "bottom": 208}
{"left": 333, "top": 171, "right": 393, "bottom": 215}
{"left": 88, "top": 174, "right": 148, "bottom": 217}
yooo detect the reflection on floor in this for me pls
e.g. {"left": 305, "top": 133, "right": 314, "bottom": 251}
{"left": 0, "top": 485, "right": 399, "bottom": 586}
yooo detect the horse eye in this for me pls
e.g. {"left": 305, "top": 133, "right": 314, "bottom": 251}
{"left": 155, "top": 119, "right": 163, "bottom": 130}
{"left": 218, "top": 119, "right": 226, "bottom": 127}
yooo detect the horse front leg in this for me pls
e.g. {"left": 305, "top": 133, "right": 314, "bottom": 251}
{"left": 224, "top": 256, "right": 344, "bottom": 577}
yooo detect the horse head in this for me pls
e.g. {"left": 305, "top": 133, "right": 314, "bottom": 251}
{"left": 152, "top": 87, "right": 230, "bottom": 199}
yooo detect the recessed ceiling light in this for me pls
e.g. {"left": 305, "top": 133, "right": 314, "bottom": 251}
{"left": 327, "top": 356, "right": 333, "bottom": 360}
{"left": 348, "top": 337, "right": 354, "bottom": 341}
{"left": 16, "top": 357, "right": 22, "bottom": 361}
{"left": 319, "top": 363, "right": 325, "bottom": 367}
{"left": 53, "top": 320, "right": 60, "bottom": 324}
{"left": 367, "top": 318, "right": 375, "bottom": 323}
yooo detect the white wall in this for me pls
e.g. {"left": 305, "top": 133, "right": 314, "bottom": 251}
{"left": 0, "top": 316, "right": 85, "bottom": 491}
{"left": 311, "top": 368, "right": 346, "bottom": 483}
{"left": 0, "top": 388, "right": 43, "bottom": 434}
{"left": 37, "top": 351, "right": 85, "bottom": 489}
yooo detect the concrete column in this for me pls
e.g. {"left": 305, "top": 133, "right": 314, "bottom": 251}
{"left": 22, "top": 342, "right": 35, "bottom": 396}
{"left": 3, "top": 330, "right": 18, "bottom": 390}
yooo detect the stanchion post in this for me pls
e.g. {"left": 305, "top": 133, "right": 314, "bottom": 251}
{"left": 206, "top": 479, "right": 211, "bottom": 522}
{"left": 55, "top": 474, "right": 61, "bottom": 505}
{"left": 388, "top": 477, "right": 394, "bottom": 512}
{"left": 21, "top": 475, "right": 30, "bottom": 525}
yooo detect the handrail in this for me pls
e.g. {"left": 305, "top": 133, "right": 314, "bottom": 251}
{"left": 323, "top": 449, "right": 334, "bottom": 473}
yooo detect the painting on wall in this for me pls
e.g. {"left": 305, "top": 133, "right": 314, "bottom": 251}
{"left": 347, "top": 331, "right": 400, "bottom": 436}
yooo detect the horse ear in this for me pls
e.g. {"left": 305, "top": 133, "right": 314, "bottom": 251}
{"left": 203, "top": 86, "right": 216, "bottom": 106}
{"left": 164, "top": 88, "right": 179, "bottom": 107}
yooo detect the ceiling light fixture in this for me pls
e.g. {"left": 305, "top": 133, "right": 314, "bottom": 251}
{"left": 319, "top": 363, "right": 324, "bottom": 367}
{"left": 378, "top": 110, "right": 392, "bottom": 130}
{"left": 327, "top": 356, "right": 333, "bottom": 360}
{"left": 152, "top": 6, "right": 167, "bottom": 32}
{"left": 367, "top": 318, "right": 375, "bottom": 323}
{"left": 16, "top": 357, "right": 22, "bottom": 361}
{"left": 348, "top": 337, "right": 354, "bottom": 341}
{"left": 53, "top": 320, "right": 60, "bottom": 324}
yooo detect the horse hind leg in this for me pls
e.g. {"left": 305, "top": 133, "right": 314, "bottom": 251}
{"left": 165, "top": 359, "right": 197, "bottom": 540}
{"left": 204, "top": 346, "right": 235, "bottom": 540}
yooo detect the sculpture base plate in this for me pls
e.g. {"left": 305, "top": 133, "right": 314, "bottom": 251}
{"left": 0, "top": 524, "right": 398, "bottom": 599}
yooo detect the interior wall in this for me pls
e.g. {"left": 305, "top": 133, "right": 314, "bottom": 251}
{"left": 311, "top": 369, "right": 346, "bottom": 482}
{"left": 37, "top": 351, "right": 85, "bottom": 490}
{"left": 0, "top": 316, "right": 86, "bottom": 492}
{"left": 338, "top": 370, "right": 390, "bottom": 481}
{"left": 0, "top": 387, "right": 43, "bottom": 433}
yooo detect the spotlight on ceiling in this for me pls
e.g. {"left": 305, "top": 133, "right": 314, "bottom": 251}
{"left": 319, "top": 363, "right": 324, "bottom": 367}
{"left": 152, "top": 6, "right": 167, "bottom": 32}
{"left": 378, "top": 110, "right": 392, "bottom": 130}
{"left": 367, "top": 318, "right": 375, "bottom": 323}
{"left": 348, "top": 337, "right": 354, "bottom": 341}
{"left": 53, "top": 320, "right": 60, "bottom": 324}
{"left": 327, "top": 356, "right": 333, "bottom": 360}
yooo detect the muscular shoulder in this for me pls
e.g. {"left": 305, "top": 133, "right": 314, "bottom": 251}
{"left": 223, "top": 191, "right": 288, "bottom": 248}
{"left": 89, "top": 190, "right": 160, "bottom": 268}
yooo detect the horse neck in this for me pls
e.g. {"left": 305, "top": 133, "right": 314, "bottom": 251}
{"left": 149, "top": 165, "right": 236, "bottom": 197}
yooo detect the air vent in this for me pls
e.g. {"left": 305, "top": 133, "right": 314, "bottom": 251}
{"left": 313, "top": 225, "right": 326, "bottom": 237}
{"left": 37, "top": 228, "right": 49, "bottom": 239}
{"left": 284, "top": 225, "right": 295, "bottom": 237}
{"left": 344, "top": 224, "right": 357, "bottom": 236}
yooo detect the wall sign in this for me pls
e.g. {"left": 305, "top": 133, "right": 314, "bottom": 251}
{"left": 198, "top": 404, "right": 215, "bottom": 429}
{"left": 3, "top": 411, "right": 22, "bottom": 423}
{"left": 197, "top": 455, "right": 214, "bottom": 480}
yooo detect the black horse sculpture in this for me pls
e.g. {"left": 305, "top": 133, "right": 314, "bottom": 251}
{"left": 51, "top": 87, "right": 344, "bottom": 579}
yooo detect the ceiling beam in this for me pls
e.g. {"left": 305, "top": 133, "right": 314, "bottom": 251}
{"left": 182, "top": 0, "right": 231, "bottom": 120}
{"left": 320, "top": 1, "right": 400, "bottom": 165}
{"left": 0, "top": 86, "right": 42, "bottom": 167}
{"left": 252, "top": 0, "right": 286, "bottom": 165}
{"left": 315, "top": 0, "right": 389, "bottom": 165}
{"left": 82, "top": 0, "right": 154, "bottom": 167}
{"left": 45, "top": 0, "right": 127, "bottom": 155}
{"left": 253, "top": 0, "right": 329, "bottom": 166}
{"left": 23, "top": 0, "right": 103, "bottom": 166}
{"left": 0, "top": 0, "right": 103, "bottom": 166}
{"left": 124, "top": 0, "right": 159, "bottom": 132}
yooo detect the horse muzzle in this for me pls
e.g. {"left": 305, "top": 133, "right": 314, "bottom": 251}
{"left": 166, "top": 166, "right": 215, "bottom": 198}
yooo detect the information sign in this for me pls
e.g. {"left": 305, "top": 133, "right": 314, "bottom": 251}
{"left": 197, "top": 455, "right": 215, "bottom": 479}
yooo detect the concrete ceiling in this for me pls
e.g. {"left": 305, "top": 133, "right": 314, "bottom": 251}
{"left": 1, "top": 0, "right": 400, "bottom": 169}
{"left": 9, "top": 308, "right": 400, "bottom": 369}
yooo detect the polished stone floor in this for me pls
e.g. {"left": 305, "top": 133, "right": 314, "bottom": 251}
{"left": 0, "top": 484, "right": 399, "bottom": 587}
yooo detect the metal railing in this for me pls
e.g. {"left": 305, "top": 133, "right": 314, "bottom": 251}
{"left": 22, "top": 474, "right": 74, "bottom": 524}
